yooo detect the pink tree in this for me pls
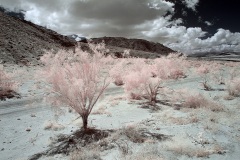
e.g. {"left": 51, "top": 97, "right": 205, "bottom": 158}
{"left": 39, "top": 48, "right": 110, "bottom": 132}
{"left": 152, "top": 53, "right": 187, "bottom": 80}
{"left": 122, "top": 53, "right": 187, "bottom": 107}
{"left": 124, "top": 65, "right": 161, "bottom": 106}
{"left": 195, "top": 63, "right": 211, "bottom": 90}
{"left": 109, "top": 59, "right": 128, "bottom": 86}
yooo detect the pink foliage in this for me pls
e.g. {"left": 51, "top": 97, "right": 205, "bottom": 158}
{"left": 109, "top": 59, "right": 128, "bottom": 86}
{"left": 195, "top": 63, "right": 213, "bottom": 90}
{"left": 39, "top": 47, "right": 110, "bottom": 131}
{"left": 226, "top": 77, "right": 240, "bottom": 97}
{"left": 123, "top": 61, "right": 162, "bottom": 105}
{"left": 153, "top": 53, "right": 187, "bottom": 80}
{"left": 172, "top": 89, "right": 224, "bottom": 111}
{"left": 196, "top": 64, "right": 210, "bottom": 75}
{"left": 121, "top": 54, "right": 187, "bottom": 106}
{"left": 0, "top": 65, "right": 18, "bottom": 99}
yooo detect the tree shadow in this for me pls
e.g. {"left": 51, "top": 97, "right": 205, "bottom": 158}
{"left": 28, "top": 128, "right": 113, "bottom": 160}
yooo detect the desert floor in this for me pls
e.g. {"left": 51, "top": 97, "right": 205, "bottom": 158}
{"left": 0, "top": 60, "right": 240, "bottom": 160}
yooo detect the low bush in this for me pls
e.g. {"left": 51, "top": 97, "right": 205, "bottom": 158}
{"left": 226, "top": 77, "right": 240, "bottom": 97}
{"left": 0, "top": 65, "right": 19, "bottom": 100}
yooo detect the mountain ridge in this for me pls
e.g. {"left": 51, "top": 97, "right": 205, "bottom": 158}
{"left": 0, "top": 11, "right": 76, "bottom": 64}
{"left": 0, "top": 11, "right": 176, "bottom": 64}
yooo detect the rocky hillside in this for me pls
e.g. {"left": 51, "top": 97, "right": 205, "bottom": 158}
{"left": 0, "top": 11, "right": 76, "bottom": 64}
{"left": 0, "top": 11, "right": 175, "bottom": 64}
{"left": 90, "top": 37, "right": 175, "bottom": 57}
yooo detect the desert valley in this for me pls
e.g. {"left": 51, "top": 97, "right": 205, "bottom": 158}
{"left": 0, "top": 7, "right": 240, "bottom": 160}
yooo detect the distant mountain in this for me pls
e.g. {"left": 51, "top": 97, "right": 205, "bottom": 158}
{"left": 188, "top": 51, "right": 240, "bottom": 61}
{"left": 0, "top": 11, "right": 76, "bottom": 64}
{"left": 90, "top": 37, "right": 175, "bottom": 57}
{"left": 67, "top": 34, "right": 87, "bottom": 43}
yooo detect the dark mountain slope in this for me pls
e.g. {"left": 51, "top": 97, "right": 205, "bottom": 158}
{"left": 0, "top": 11, "right": 76, "bottom": 64}
{"left": 90, "top": 37, "right": 175, "bottom": 57}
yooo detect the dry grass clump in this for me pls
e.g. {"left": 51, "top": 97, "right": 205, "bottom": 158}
{"left": 107, "top": 95, "right": 127, "bottom": 107}
{"left": 43, "top": 120, "right": 65, "bottom": 131}
{"left": 70, "top": 147, "right": 101, "bottom": 160}
{"left": 166, "top": 143, "right": 226, "bottom": 158}
{"left": 170, "top": 116, "right": 199, "bottom": 125}
{"left": 125, "top": 144, "right": 164, "bottom": 160}
{"left": 172, "top": 89, "right": 224, "bottom": 112}
{"left": 113, "top": 126, "right": 146, "bottom": 143}
{"left": 226, "top": 77, "right": 240, "bottom": 97}
{"left": 223, "top": 95, "right": 235, "bottom": 100}
{"left": 91, "top": 105, "right": 111, "bottom": 116}
{"left": 0, "top": 64, "right": 20, "bottom": 100}
{"left": 156, "top": 112, "right": 199, "bottom": 125}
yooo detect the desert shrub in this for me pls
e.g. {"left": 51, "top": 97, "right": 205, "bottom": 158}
{"left": 172, "top": 89, "right": 224, "bottom": 112}
{"left": 125, "top": 143, "right": 164, "bottom": 160}
{"left": 43, "top": 120, "right": 65, "bottom": 131}
{"left": 229, "top": 67, "right": 240, "bottom": 80}
{"left": 117, "top": 126, "right": 146, "bottom": 143}
{"left": 70, "top": 148, "right": 101, "bottom": 160}
{"left": 123, "top": 63, "right": 161, "bottom": 106}
{"left": 152, "top": 53, "right": 187, "bottom": 80}
{"left": 195, "top": 63, "right": 213, "bottom": 90}
{"left": 109, "top": 59, "right": 129, "bottom": 86}
{"left": 39, "top": 46, "right": 111, "bottom": 131}
{"left": 0, "top": 65, "right": 19, "bottom": 100}
{"left": 211, "top": 63, "right": 226, "bottom": 85}
{"left": 122, "top": 54, "right": 187, "bottom": 106}
{"left": 226, "top": 77, "right": 240, "bottom": 97}
{"left": 166, "top": 142, "right": 226, "bottom": 158}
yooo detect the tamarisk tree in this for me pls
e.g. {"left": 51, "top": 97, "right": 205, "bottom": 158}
{"left": 40, "top": 48, "right": 110, "bottom": 131}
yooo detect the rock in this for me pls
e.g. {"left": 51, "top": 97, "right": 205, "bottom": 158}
{"left": 30, "top": 114, "right": 36, "bottom": 117}
{"left": 26, "top": 128, "right": 31, "bottom": 132}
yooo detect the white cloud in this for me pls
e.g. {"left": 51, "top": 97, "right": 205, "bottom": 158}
{"left": 205, "top": 21, "right": 213, "bottom": 26}
{"left": 182, "top": 0, "right": 199, "bottom": 11}
{"left": 1, "top": 0, "right": 240, "bottom": 54}
{"left": 166, "top": 29, "right": 240, "bottom": 54}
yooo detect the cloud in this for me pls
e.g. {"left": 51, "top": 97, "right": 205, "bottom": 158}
{"left": 141, "top": 16, "right": 240, "bottom": 54}
{"left": 1, "top": 0, "right": 240, "bottom": 54}
{"left": 182, "top": 0, "right": 199, "bottom": 11}
{"left": 1, "top": 0, "right": 174, "bottom": 35}
{"left": 164, "top": 29, "right": 240, "bottom": 54}
{"left": 205, "top": 21, "right": 213, "bottom": 26}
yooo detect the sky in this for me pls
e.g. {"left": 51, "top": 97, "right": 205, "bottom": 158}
{"left": 1, "top": 0, "right": 240, "bottom": 54}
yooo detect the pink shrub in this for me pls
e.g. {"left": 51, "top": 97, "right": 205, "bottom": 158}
{"left": 153, "top": 53, "right": 187, "bottom": 80}
{"left": 0, "top": 65, "right": 18, "bottom": 100}
{"left": 109, "top": 59, "right": 128, "bottom": 86}
{"left": 123, "top": 62, "right": 162, "bottom": 106}
{"left": 172, "top": 89, "right": 224, "bottom": 112}
{"left": 226, "top": 77, "right": 240, "bottom": 97}
{"left": 195, "top": 63, "right": 213, "bottom": 90}
{"left": 39, "top": 47, "right": 110, "bottom": 131}
{"left": 211, "top": 63, "right": 226, "bottom": 85}
{"left": 122, "top": 54, "right": 187, "bottom": 106}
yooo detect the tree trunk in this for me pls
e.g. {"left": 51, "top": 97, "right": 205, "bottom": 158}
{"left": 150, "top": 94, "right": 157, "bottom": 106}
{"left": 82, "top": 115, "right": 88, "bottom": 132}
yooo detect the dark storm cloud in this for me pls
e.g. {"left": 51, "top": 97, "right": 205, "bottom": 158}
{"left": 68, "top": 0, "right": 174, "bottom": 25}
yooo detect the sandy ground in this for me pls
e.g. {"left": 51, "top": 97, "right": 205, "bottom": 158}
{"left": 0, "top": 61, "right": 240, "bottom": 160}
